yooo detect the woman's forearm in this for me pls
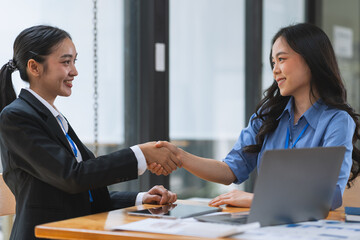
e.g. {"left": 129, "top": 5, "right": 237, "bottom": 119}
{"left": 180, "top": 149, "right": 236, "bottom": 185}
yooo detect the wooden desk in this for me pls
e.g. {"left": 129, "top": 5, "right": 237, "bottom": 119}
{"left": 35, "top": 200, "right": 345, "bottom": 240}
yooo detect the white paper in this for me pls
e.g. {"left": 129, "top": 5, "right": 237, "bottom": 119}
{"left": 234, "top": 220, "right": 360, "bottom": 240}
{"left": 155, "top": 43, "right": 166, "bottom": 72}
{"left": 112, "top": 218, "right": 260, "bottom": 238}
{"left": 333, "top": 25, "right": 353, "bottom": 59}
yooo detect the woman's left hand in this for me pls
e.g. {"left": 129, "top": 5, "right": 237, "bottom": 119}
{"left": 208, "top": 189, "right": 253, "bottom": 207}
{"left": 142, "top": 185, "right": 177, "bottom": 205}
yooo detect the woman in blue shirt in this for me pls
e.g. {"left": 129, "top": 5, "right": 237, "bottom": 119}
{"left": 154, "top": 23, "right": 360, "bottom": 210}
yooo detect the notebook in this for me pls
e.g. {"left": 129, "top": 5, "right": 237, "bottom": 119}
{"left": 195, "top": 146, "right": 346, "bottom": 227}
{"left": 345, "top": 206, "right": 360, "bottom": 222}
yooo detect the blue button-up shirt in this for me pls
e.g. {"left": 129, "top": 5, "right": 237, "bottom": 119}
{"left": 224, "top": 97, "right": 355, "bottom": 209}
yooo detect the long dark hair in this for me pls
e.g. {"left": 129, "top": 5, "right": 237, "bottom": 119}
{"left": 0, "top": 25, "right": 71, "bottom": 111}
{"left": 244, "top": 23, "right": 360, "bottom": 186}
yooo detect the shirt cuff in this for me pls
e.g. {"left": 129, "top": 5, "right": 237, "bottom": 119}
{"left": 135, "top": 192, "right": 146, "bottom": 206}
{"left": 130, "top": 145, "right": 147, "bottom": 175}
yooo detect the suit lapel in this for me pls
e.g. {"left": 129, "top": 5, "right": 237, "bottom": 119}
{"left": 18, "top": 89, "right": 74, "bottom": 155}
{"left": 68, "top": 126, "right": 92, "bottom": 161}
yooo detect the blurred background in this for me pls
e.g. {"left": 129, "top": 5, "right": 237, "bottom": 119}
{"left": 1, "top": 0, "right": 360, "bottom": 239}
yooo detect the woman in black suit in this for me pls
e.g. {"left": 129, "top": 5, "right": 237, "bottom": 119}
{"left": 0, "top": 25, "right": 180, "bottom": 240}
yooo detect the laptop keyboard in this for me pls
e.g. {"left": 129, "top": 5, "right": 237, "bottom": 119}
{"left": 195, "top": 214, "right": 249, "bottom": 225}
{"left": 220, "top": 216, "right": 248, "bottom": 225}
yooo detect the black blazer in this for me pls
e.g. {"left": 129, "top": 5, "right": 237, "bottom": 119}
{"left": 0, "top": 89, "right": 139, "bottom": 240}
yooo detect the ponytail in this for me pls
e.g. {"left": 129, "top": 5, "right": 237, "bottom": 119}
{"left": 0, "top": 60, "right": 17, "bottom": 112}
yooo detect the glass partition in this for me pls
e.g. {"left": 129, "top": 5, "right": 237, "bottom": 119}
{"left": 262, "top": 0, "right": 305, "bottom": 90}
{"left": 169, "top": 0, "right": 246, "bottom": 199}
{"left": 321, "top": 0, "right": 360, "bottom": 113}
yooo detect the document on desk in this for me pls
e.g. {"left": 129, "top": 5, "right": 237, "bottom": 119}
{"left": 235, "top": 220, "right": 360, "bottom": 240}
{"left": 112, "top": 218, "right": 260, "bottom": 238}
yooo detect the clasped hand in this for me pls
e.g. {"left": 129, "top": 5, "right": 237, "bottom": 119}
{"left": 142, "top": 185, "right": 177, "bottom": 205}
{"left": 139, "top": 141, "right": 182, "bottom": 176}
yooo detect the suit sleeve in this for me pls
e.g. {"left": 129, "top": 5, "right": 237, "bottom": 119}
{"left": 109, "top": 191, "right": 139, "bottom": 210}
{"left": 0, "top": 106, "right": 138, "bottom": 194}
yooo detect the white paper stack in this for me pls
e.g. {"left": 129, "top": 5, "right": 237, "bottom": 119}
{"left": 112, "top": 218, "right": 260, "bottom": 238}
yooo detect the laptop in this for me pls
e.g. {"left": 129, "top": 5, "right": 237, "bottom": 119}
{"left": 195, "top": 146, "right": 346, "bottom": 227}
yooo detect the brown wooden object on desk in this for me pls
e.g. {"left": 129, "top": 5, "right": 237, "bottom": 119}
{"left": 0, "top": 173, "right": 15, "bottom": 216}
{"left": 0, "top": 173, "right": 16, "bottom": 240}
{"left": 35, "top": 199, "right": 344, "bottom": 240}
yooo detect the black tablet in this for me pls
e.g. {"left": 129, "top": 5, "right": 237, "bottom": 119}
{"left": 127, "top": 203, "right": 222, "bottom": 219}
{"left": 195, "top": 212, "right": 249, "bottom": 225}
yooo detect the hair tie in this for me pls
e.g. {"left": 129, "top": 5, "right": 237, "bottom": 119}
{"left": 7, "top": 59, "right": 17, "bottom": 72}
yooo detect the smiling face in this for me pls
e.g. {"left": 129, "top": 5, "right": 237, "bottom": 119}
{"left": 271, "top": 36, "right": 312, "bottom": 101}
{"left": 29, "top": 37, "right": 78, "bottom": 105}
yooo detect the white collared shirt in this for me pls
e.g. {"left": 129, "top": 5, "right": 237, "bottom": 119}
{"left": 26, "top": 88, "right": 83, "bottom": 162}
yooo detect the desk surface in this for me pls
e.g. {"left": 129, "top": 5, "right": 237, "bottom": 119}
{"left": 35, "top": 200, "right": 345, "bottom": 240}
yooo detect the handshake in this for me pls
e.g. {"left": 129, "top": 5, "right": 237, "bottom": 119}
{"left": 139, "top": 141, "right": 182, "bottom": 176}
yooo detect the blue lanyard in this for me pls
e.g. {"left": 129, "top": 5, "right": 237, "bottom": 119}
{"left": 57, "top": 116, "right": 93, "bottom": 203}
{"left": 285, "top": 123, "right": 309, "bottom": 149}
{"left": 57, "top": 116, "right": 78, "bottom": 157}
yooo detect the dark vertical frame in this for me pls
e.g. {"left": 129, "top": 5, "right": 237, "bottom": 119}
{"left": 124, "top": 0, "right": 170, "bottom": 192}
{"left": 305, "top": 0, "right": 322, "bottom": 25}
{"left": 244, "top": 0, "right": 263, "bottom": 192}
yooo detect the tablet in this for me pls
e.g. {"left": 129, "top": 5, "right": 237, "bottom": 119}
{"left": 195, "top": 212, "right": 250, "bottom": 225}
{"left": 127, "top": 203, "right": 222, "bottom": 219}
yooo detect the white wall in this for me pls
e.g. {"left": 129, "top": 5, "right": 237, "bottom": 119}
{"left": 0, "top": 0, "right": 124, "bottom": 144}
{"left": 170, "top": 0, "right": 245, "bottom": 141}
{"left": 262, "top": 0, "right": 305, "bottom": 90}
